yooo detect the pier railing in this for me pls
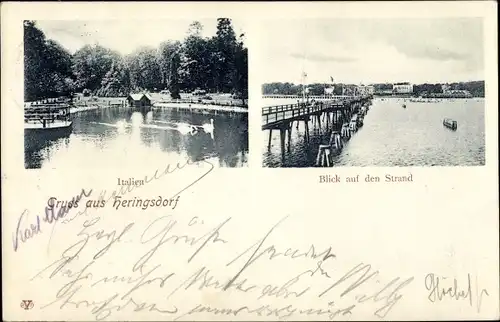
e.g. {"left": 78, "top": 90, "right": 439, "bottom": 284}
{"left": 262, "top": 95, "right": 371, "bottom": 129}
{"left": 262, "top": 102, "right": 331, "bottom": 127}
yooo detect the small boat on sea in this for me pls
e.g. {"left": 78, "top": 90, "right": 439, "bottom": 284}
{"left": 443, "top": 118, "right": 458, "bottom": 130}
{"left": 24, "top": 102, "right": 73, "bottom": 151}
{"left": 25, "top": 103, "right": 73, "bottom": 133}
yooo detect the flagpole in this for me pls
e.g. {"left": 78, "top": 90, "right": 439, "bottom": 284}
{"left": 330, "top": 76, "right": 334, "bottom": 98}
{"left": 301, "top": 21, "right": 308, "bottom": 105}
{"left": 301, "top": 71, "right": 306, "bottom": 105}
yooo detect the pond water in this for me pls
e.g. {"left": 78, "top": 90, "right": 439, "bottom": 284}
{"left": 25, "top": 106, "right": 248, "bottom": 169}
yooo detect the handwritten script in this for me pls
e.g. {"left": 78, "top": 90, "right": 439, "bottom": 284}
{"left": 28, "top": 210, "right": 416, "bottom": 321}
{"left": 424, "top": 273, "right": 489, "bottom": 313}
{"left": 12, "top": 157, "right": 494, "bottom": 320}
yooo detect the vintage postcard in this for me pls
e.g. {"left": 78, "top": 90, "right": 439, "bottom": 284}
{"left": 2, "top": 1, "right": 499, "bottom": 321}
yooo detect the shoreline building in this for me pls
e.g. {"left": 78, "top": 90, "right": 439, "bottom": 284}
{"left": 127, "top": 93, "right": 152, "bottom": 112}
{"left": 324, "top": 86, "right": 335, "bottom": 96}
{"left": 358, "top": 85, "right": 375, "bottom": 96}
{"left": 440, "top": 84, "right": 472, "bottom": 98}
{"left": 127, "top": 93, "right": 152, "bottom": 108}
{"left": 393, "top": 82, "right": 413, "bottom": 94}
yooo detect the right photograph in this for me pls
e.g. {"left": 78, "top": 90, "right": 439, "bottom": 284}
{"left": 261, "top": 18, "right": 485, "bottom": 167}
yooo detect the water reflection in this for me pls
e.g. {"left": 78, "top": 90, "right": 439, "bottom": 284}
{"left": 25, "top": 107, "right": 248, "bottom": 169}
{"left": 262, "top": 97, "right": 485, "bottom": 167}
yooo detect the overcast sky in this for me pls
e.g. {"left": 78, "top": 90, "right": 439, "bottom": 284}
{"left": 259, "top": 18, "right": 484, "bottom": 84}
{"left": 35, "top": 19, "right": 246, "bottom": 55}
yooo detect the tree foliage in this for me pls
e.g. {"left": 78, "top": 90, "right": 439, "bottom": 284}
{"left": 24, "top": 19, "right": 248, "bottom": 101}
{"left": 24, "top": 20, "right": 74, "bottom": 101}
{"left": 412, "top": 83, "right": 443, "bottom": 96}
{"left": 126, "top": 47, "right": 161, "bottom": 91}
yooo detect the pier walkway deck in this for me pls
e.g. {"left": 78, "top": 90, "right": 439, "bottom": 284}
{"left": 262, "top": 95, "right": 371, "bottom": 130}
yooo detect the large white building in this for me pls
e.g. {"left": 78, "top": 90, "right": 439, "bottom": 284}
{"left": 393, "top": 83, "right": 413, "bottom": 94}
{"left": 358, "top": 85, "right": 375, "bottom": 95}
{"left": 324, "top": 87, "right": 335, "bottom": 95}
{"left": 440, "top": 84, "right": 472, "bottom": 97}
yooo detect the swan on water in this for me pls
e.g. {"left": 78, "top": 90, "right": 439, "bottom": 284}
{"left": 98, "top": 119, "right": 206, "bottom": 136}
{"left": 201, "top": 118, "right": 215, "bottom": 139}
{"left": 176, "top": 122, "right": 199, "bottom": 135}
{"left": 153, "top": 120, "right": 199, "bottom": 135}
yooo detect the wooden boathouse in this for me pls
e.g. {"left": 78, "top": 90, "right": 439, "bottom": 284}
{"left": 127, "top": 93, "right": 152, "bottom": 111}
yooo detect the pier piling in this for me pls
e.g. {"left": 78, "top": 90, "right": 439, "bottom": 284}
{"left": 287, "top": 124, "right": 292, "bottom": 152}
{"left": 316, "top": 145, "right": 331, "bottom": 167}
{"left": 262, "top": 94, "right": 373, "bottom": 166}
{"left": 304, "top": 119, "right": 310, "bottom": 142}
{"left": 268, "top": 129, "right": 273, "bottom": 150}
{"left": 280, "top": 128, "right": 286, "bottom": 160}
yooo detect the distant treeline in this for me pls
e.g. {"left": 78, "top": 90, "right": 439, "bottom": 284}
{"left": 263, "top": 81, "right": 485, "bottom": 97}
{"left": 373, "top": 82, "right": 484, "bottom": 97}
{"left": 24, "top": 19, "right": 248, "bottom": 101}
{"left": 262, "top": 82, "right": 359, "bottom": 96}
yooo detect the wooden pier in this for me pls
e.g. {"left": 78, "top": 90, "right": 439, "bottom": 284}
{"left": 263, "top": 94, "right": 372, "bottom": 166}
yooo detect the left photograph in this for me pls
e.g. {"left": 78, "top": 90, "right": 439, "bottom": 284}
{"left": 24, "top": 19, "right": 248, "bottom": 169}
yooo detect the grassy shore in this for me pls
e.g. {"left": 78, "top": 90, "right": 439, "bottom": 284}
{"left": 151, "top": 92, "right": 247, "bottom": 107}
{"left": 26, "top": 92, "right": 248, "bottom": 109}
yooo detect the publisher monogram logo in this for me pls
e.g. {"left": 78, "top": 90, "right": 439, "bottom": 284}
{"left": 20, "top": 300, "right": 34, "bottom": 310}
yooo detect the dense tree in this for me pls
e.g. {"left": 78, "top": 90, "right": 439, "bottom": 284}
{"left": 169, "top": 51, "right": 182, "bottom": 99}
{"left": 24, "top": 19, "right": 248, "bottom": 101}
{"left": 182, "top": 22, "right": 211, "bottom": 91}
{"left": 72, "top": 45, "right": 120, "bottom": 93}
{"left": 233, "top": 35, "right": 248, "bottom": 103}
{"left": 262, "top": 82, "right": 301, "bottom": 95}
{"left": 448, "top": 81, "right": 485, "bottom": 97}
{"left": 213, "top": 18, "right": 237, "bottom": 93}
{"left": 157, "top": 40, "right": 182, "bottom": 90}
{"left": 98, "top": 58, "right": 131, "bottom": 97}
{"left": 24, "top": 21, "right": 74, "bottom": 101}
{"left": 126, "top": 47, "right": 162, "bottom": 91}
{"left": 412, "top": 83, "right": 443, "bottom": 96}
